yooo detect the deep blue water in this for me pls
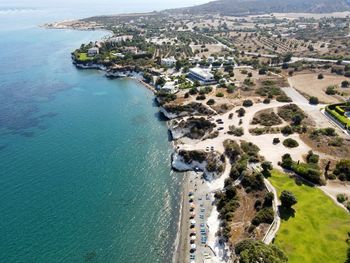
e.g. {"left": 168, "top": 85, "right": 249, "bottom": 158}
{"left": 0, "top": 3, "right": 194, "bottom": 262}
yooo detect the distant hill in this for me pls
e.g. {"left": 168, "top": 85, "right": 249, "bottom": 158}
{"left": 170, "top": 0, "right": 350, "bottom": 15}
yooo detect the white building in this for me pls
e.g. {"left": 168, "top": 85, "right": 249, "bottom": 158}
{"left": 87, "top": 47, "right": 99, "bottom": 57}
{"left": 188, "top": 68, "right": 215, "bottom": 85}
{"left": 207, "top": 56, "right": 215, "bottom": 64}
{"left": 108, "top": 35, "right": 133, "bottom": 43}
{"left": 161, "top": 57, "right": 177, "bottom": 67}
{"left": 160, "top": 81, "right": 177, "bottom": 94}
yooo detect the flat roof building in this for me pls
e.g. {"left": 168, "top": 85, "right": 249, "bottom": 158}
{"left": 161, "top": 57, "right": 177, "bottom": 67}
{"left": 87, "top": 47, "right": 99, "bottom": 57}
{"left": 188, "top": 68, "right": 215, "bottom": 85}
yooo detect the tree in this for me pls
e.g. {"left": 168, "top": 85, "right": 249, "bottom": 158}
{"left": 280, "top": 154, "right": 293, "bottom": 169}
{"left": 280, "top": 190, "right": 297, "bottom": 209}
{"left": 309, "top": 96, "right": 319, "bottom": 105}
{"left": 318, "top": 73, "right": 324, "bottom": 79}
{"left": 261, "top": 161, "right": 273, "bottom": 177}
{"left": 243, "top": 99, "right": 253, "bottom": 107}
{"left": 236, "top": 107, "right": 246, "bottom": 117}
{"left": 342, "top": 81, "right": 349, "bottom": 88}
{"left": 283, "top": 138, "right": 299, "bottom": 148}
{"left": 235, "top": 239, "right": 288, "bottom": 263}
{"left": 333, "top": 159, "right": 350, "bottom": 181}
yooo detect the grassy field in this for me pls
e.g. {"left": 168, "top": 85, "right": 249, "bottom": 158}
{"left": 77, "top": 52, "right": 92, "bottom": 62}
{"left": 270, "top": 170, "right": 350, "bottom": 263}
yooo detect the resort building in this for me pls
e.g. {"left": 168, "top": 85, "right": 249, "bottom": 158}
{"left": 159, "top": 81, "right": 178, "bottom": 94}
{"left": 108, "top": 35, "right": 134, "bottom": 43}
{"left": 161, "top": 57, "right": 177, "bottom": 67}
{"left": 123, "top": 46, "right": 138, "bottom": 54}
{"left": 87, "top": 47, "right": 99, "bottom": 57}
{"left": 207, "top": 56, "right": 215, "bottom": 64}
{"left": 188, "top": 67, "right": 215, "bottom": 85}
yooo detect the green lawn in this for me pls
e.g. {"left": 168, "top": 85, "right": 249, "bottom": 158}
{"left": 77, "top": 52, "right": 92, "bottom": 62}
{"left": 270, "top": 170, "right": 350, "bottom": 263}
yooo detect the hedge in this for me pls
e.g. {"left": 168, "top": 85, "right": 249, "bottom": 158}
{"left": 325, "top": 104, "right": 350, "bottom": 130}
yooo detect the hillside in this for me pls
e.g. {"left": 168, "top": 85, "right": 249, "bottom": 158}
{"left": 170, "top": 0, "right": 350, "bottom": 15}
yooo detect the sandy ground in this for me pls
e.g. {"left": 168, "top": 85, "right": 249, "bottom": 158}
{"left": 288, "top": 74, "right": 350, "bottom": 104}
{"left": 174, "top": 83, "right": 350, "bottom": 262}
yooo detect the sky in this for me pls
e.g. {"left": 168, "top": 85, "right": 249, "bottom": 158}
{"left": 0, "top": 0, "right": 210, "bottom": 13}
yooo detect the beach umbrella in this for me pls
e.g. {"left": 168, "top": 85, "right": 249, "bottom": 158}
{"left": 190, "top": 229, "right": 196, "bottom": 234}
{"left": 191, "top": 244, "right": 196, "bottom": 249}
{"left": 190, "top": 203, "right": 195, "bottom": 208}
{"left": 190, "top": 219, "right": 196, "bottom": 225}
{"left": 191, "top": 236, "right": 196, "bottom": 240}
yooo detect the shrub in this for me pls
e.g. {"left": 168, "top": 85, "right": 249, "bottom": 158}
{"left": 243, "top": 99, "right": 253, "bottom": 107}
{"left": 318, "top": 73, "right": 324, "bottom": 79}
{"left": 281, "top": 125, "right": 293, "bottom": 135}
{"left": 235, "top": 240, "right": 288, "bottom": 263}
{"left": 283, "top": 138, "right": 299, "bottom": 148}
{"left": 252, "top": 111, "right": 282, "bottom": 127}
{"left": 259, "top": 68, "right": 268, "bottom": 75}
{"left": 252, "top": 207, "right": 274, "bottom": 226}
{"left": 336, "top": 194, "right": 347, "bottom": 203}
{"left": 326, "top": 85, "right": 337, "bottom": 95}
{"left": 306, "top": 151, "right": 319, "bottom": 164}
{"left": 276, "top": 95, "right": 292, "bottom": 102}
{"left": 216, "top": 92, "right": 224, "bottom": 97}
{"left": 263, "top": 98, "right": 271, "bottom": 104}
{"left": 342, "top": 80, "right": 349, "bottom": 88}
{"left": 291, "top": 162, "right": 322, "bottom": 184}
{"left": 241, "top": 173, "right": 265, "bottom": 192}
{"left": 228, "top": 126, "right": 244, "bottom": 137}
{"left": 280, "top": 190, "right": 297, "bottom": 208}
{"left": 280, "top": 154, "right": 293, "bottom": 169}
{"left": 309, "top": 96, "right": 319, "bottom": 105}
{"left": 333, "top": 159, "right": 350, "bottom": 181}
{"left": 196, "top": 95, "right": 206, "bottom": 100}
{"left": 264, "top": 192, "right": 274, "bottom": 207}
{"left": 235, "top": 109, "right": 245, "bottom": 119}
{"left": 207, "top": 99, "right": 215, "bottom": 105}
{"left": 273, "top": 138, "right": 280, "bottom": 144}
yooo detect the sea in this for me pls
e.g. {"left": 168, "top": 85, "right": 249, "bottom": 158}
{"left": 0, "top": 1, "right": 206, "bottom": 262}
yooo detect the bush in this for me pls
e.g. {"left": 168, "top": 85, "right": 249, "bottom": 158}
{"left": 318, "top": 73, "right": 324, "bottom": 79}
{"left": 264, "top": 192, "right": 274, "bottom": 207}
{"left": 235, "top": 240, "right": 288, "bottom": 263}
{"left": 336, "top": 194, "right": 347, "bottom": 203}
{"left": 206, "top": 99, "right": 215, "bottom": 105}
{"left": 326, "top": 85, "right": 337, "bottom": 95}
{"left": 228, "top": 126, "right": 244, "bottom": 137}
{"left": 236, "top": 108, "right": 246, "bottom": 117}
{"left": 263, "top": 98, "right": 271, "bottom": 104}
{"left": 216, "top": 92, "right": 224, "bottom": 97}
{"left": 280, "top": 154, "right": 293, "bottom": 169}
{"left": 333, "top": 159, "right": 350, "bottom": 181}
{"left": 280, "top": 190, "right": 297, "bottom": 208}
{"left": 306, "top": 151, "right": 319, "bottom": 164}
{"left": 309, "top": 96, "right": 319, "bottom": 105}
{"left": 259, "top": 68, "right": 268, "bottom": 75}
{"left": 342, "top": 80, "right": 349, "bottom": 88}
{"left": 291, "top": 162, "right": 322, "bottom": 184}
{"left": 276, "top": 95, "right": 292, "bottom": 102}
{"left": 251, "top": 207, "right": 274, "bottom": 226}
{"left": 243, "top": 99, "right": 253, "bottom": 107}
{"left": 273, "top": 138, "right": 280, "bottom": 144}
{"left": 283, "top": 138, "right": 299, "bottom": 148}
{"left": 196, "top": 95, "right": 206, "bottom": 100}
{"left": 281, "top": 125, "right": 293, "bottom": 135}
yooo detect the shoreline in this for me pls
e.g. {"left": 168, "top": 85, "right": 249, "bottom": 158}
{"left": 74, "top": 64, "right": 227, "bottom": 263}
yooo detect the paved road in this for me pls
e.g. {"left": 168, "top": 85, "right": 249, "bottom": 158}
{"left": 282, "top": 84, "right": 349, "bottom": 138}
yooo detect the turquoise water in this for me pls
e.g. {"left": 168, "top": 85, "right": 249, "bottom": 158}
{"left": 0, "top": 4, "right": 186, "bottom": 263}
